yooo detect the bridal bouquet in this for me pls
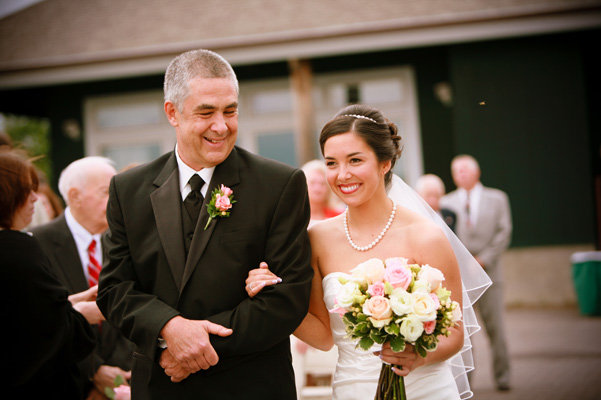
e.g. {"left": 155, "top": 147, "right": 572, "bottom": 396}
{"left": 330, "top": 257, "right": 462, "bottom": 400}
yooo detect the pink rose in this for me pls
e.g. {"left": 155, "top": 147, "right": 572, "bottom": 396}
{"left": 214, "top": 194, "right": 232, "bottom": 212}
{"left": 384, "top": 263, "right": 412, "bottom": 290}
{"left": 220, "top": 185, "right": 233, "bottom": 197}
{"left": 418, "top": 264, "right": 445, "bottom": 291}
{"left": 113, "top": 385, "right": 131, "bottom": 400}
{"left": 430, "top": 293, "right": 440, "bottom": 309}
{"left": 368, "top": 282, "right": 385, "bottom": 297}
{"left": 362, "top": 296, "right": 392, "bottom": 328}
{"left": 424, "top": 320, "right": 436, "bottom": 335}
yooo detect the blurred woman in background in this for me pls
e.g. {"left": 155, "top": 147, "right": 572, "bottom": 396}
{"left": 0, "top": 148, "right": 95, "bottom": 398}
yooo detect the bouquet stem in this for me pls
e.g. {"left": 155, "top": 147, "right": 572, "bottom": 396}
{"left": 375, "top": 364, "right": 406, "bottom": 400}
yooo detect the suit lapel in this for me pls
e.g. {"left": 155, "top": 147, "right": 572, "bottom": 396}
{"left": 150, "top": 153, "right": 187, "bottom": 291}
{"left": 54, "top": 215, "right": 88, "bottom": 292}
{"left": 181, "top": 148, "right": 241, "bottom": 291}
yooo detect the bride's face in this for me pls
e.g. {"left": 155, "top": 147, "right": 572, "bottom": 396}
{"left": 323, "top": 132, "right": 390, "bottom": 207}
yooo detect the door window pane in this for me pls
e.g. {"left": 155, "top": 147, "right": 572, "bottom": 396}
{"left": 102, "top": 143, "right": 161, "bottom": 171}
{"left": 257, "top": 132, "right": 296, "bottom": 166}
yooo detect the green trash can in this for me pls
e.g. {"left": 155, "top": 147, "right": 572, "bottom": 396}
{"left": 571, "top": 251, "right": 601, "bottom": 316}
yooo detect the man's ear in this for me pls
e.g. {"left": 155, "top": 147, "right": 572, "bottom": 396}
{"left": 67, "top": 187, "right": 80, "bottom": 207}
{"left": 164, "top": 101, "right": 179, "bottom": 127}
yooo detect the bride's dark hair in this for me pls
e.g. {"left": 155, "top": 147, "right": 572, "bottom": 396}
{"left": 319, "top": 104, "right": 402, "bottom": 187}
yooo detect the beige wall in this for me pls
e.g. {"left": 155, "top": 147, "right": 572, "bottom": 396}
{"left": 502, "top": 244, "right": 595, "bottom": 307}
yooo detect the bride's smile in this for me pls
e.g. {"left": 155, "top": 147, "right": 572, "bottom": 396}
{"left": 324, "top": 131, "right": 390, "bottom": 207}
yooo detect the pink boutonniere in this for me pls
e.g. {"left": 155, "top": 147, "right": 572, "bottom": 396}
{"left": 205, "top": 184, "right": 236, "bottom": 230}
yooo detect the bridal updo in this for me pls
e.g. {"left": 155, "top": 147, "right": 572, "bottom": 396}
{"left": 319, "top": 104, "right": 402, "bottom": 187}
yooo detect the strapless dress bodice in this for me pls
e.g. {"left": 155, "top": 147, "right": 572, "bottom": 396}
{"left": 323, "top": 272, "right": 461, "bottom": 400}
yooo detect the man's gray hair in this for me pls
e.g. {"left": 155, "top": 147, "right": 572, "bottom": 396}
{"left": 451, "top": 154, "right": 480, "bottom": 173}
{"left": 58, "top": 156, "right": 115, "bottom": 204}
{"left": 164, "top": 49, "right": 239, "bottom": 111}
{"left": 415, "top": 173, "right": 445, "bottom": 195}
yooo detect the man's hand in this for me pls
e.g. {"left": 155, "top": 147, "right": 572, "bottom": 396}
{"left": 85, "top": 386, "right": 107, "bottom": 400}
{"left": 160, "top": 316, "right": 233, "bottom": 374}
{"left": 73, "top": 300, "right": 105, "bottom": 324}
{"left": 93, "top": 365, "right": 131, "bottom": 395}
{"left": 69, "top": 285, "right": 98, "bottom": 305}
{"left": 475, "top": 256, "right": 486, "bottom": 269}
{"left": 160, "top": 350, "right": 192, "bottom": 382}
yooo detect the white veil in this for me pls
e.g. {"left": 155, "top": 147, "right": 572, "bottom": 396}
{"left": 387, "top": 174, "right": 491, "bottom": 399}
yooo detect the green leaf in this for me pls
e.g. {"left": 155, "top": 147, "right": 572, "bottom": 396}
{"left": 358, "top": 336, "right": 374, "bottom": 350}
{"left": 416, "top": 343, "right": 428, "bottom": 358}
{"left": 104, "top": 387, "right": 115, "bottom": 399}
{"left": 114, "top": 374, "right": 125, "bottom": 387}
{"left": 384, "top": 323, "right": 400, "bottom": 336}
{"left": 354, "top": 321, "right": 369, "bottom": 334}
{"left": 390, "top": 336, "right": 406, "bottom": 352}
{"left": 370, "top": 330, "right": 386, "bottom": 344}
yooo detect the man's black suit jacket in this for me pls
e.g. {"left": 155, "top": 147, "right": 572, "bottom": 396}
{"left": 97, "top": 147, "right": 313, "bottom": 399}
{"left": 31, "top": 215, "right": 134, "bottom": 396}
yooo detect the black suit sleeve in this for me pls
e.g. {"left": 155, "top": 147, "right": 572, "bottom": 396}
{"left": 1, "top": 234, "right": 95, "bottom": 386}
{"left": 97, "top": 177, "right": 180, "bottom": 358}
{"left": 208, "top": 169, "right": 313, "bottom": 356}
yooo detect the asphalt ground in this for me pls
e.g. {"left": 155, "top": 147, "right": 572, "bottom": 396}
{"left": 470, "top": 307, "right": 601, "bottom": 400}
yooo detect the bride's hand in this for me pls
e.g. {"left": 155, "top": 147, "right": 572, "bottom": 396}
{"left": 245, "top": 262, "right": 282, "bottom": 298}
{"left": 375, "top": 343, "right": 425, "bottom": 377}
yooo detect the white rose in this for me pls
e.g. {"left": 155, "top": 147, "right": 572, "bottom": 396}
{"left": 418, "top": 264, "right": 445, "bottom": 291}
{"left": 336, "top": 281, "right": 360, "bottom": 308}
{"left": 412, "top": 292, "right": 437, "bottom": 322}
{"left": 362, "top": 296, "right": 393, "bottom": 328}
{"left": 400, "top": 314, "right": 424, "bottom": 342}
{"left": 351, "top": 258, "right": 385, "bottom": 284}
{"left": 451, "top": 301, "right": 462, "bottom": 323}
{"left": 412, "top": 279, "right": 431, "bottom": 294}
{"left": 389, "top": 288, "right": 413, "bottom": 316}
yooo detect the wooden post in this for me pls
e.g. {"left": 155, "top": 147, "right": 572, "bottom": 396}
{"left": 289, "top": 58, "right": 316, "bottom": 166}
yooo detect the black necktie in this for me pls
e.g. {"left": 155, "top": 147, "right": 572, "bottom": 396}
{"left": 184, "top": 175, "right": 204, "bottom": 223}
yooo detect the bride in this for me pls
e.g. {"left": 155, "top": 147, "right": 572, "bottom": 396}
{"left": 246, "top": 104, "right": 489, "bottom": 399}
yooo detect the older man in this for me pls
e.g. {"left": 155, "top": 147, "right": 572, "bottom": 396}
{"left": 97, "top": 49, "right": 312, "bottom": 399}
{"left": 32, "top": 157, "right": 134, "bottom": 399}
{"left": 441, "top": 154, "right": 512, "bottom": 391}
{"left": 416, "top": 173, "right": 457, "bottom": 232}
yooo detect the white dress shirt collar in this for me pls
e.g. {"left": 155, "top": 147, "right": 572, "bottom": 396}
{"left": 64, "top": 207, "right": 102, "bottom": 280}
{"left": 175, "top": 143, "right": 215, "bottom": 201}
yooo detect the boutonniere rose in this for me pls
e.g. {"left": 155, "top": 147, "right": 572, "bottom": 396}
{"left": 205, "top": 184, "right": 236, "bottom": 230}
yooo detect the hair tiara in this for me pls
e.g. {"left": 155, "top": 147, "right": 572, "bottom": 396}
{"left": 342, "top": 114, "right": 378, "bottom": 123}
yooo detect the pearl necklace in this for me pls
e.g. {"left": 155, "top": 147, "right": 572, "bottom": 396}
{"left": 344, "top": 202, "right": 396, "bottom": 252}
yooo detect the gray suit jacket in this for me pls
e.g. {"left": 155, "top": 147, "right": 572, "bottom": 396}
{"left": 441, "top": 185, "right": 512, "bottom": 282}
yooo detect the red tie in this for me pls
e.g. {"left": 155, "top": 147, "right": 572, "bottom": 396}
{"left": 87, "top": 239, "right": 102, "bottom": 287}
{"left": 465, "top": 191, "right": 472, "bottom": 228}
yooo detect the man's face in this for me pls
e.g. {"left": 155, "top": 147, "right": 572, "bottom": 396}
{"left": 419, "top": 185, "right": 442, "bottom": 212}
{"left": 71, "top": 165, "right": 115, "bottom": 234}
{"left": 451, "top": 159, "right": 480, "bottom": 190}
{"left": 166, "top": 77, "right": 239, "bottom": 170}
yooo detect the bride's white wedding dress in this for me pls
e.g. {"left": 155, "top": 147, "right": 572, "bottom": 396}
{"left": 323, "top": 272, "right": 461, "bottom": 400}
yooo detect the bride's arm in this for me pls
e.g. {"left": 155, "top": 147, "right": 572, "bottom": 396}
{"left": 291, "top": 251, "right": 333, "bottom": 351}
{"left": 244, "top": 228, "right": 334, "bottom": 351}
{"left": 380, "top": 224, "right": 464, "bottom": 375}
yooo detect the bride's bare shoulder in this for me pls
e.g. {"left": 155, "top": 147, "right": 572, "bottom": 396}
{"left": 308, "top": 215, "right": 344, "bottom": 246}
{"left": 396, "top": 206, "right": 447, "bottom": 246}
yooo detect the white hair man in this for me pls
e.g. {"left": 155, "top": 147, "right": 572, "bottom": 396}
{"left": 32, "top": 156, "right": 134, "bottom": 398}
{"left": 415, "top": 173, "right": 457, "bottom": 232}
{"left": 441, "top": 154, "right": 513, "bottom": 391}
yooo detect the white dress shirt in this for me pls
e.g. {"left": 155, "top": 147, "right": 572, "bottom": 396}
{"left": 64, "top": 207, "right": 102, "bottom": 283}
{"left": 175, "top": 143, "right": 214, "bottom": 201}
{"left": 457, "top": 182, "right": 483, "bottom": 226}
